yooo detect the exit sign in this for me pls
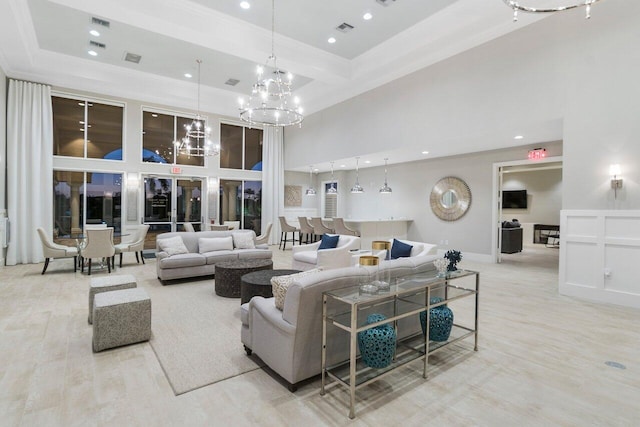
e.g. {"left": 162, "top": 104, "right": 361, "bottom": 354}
{"left": 171, "top": 166, "right": 182, "bottom": 174}
{"left": 528, "top": 148, "right": 547, "bottom": 160}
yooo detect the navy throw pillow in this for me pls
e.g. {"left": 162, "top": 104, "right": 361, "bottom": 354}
{"left": 390, "top": 238, "right": 413, "bottom": 259}
{"left": 318, "top": 234, "right": 340, "bottom": 250}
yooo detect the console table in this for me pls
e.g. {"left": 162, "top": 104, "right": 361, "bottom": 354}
{"left": 321, "top": 270, "right": 479, "bottom": 418}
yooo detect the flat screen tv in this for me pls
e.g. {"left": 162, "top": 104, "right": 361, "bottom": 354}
{"left": 502, "top": 190, "right": 527, "bottom": 209}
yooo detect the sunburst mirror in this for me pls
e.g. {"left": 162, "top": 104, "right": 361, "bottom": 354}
{"left": 430, "top": 176, "right": 472, "bottom": 221}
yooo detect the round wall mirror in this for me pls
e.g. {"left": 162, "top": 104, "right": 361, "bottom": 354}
{"left": 430, "top": 177, "right": 472, "bottom": 221}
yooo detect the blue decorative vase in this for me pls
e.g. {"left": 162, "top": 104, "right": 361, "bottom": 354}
{"left": 357, "top": 314, "right": 396, "bottom": 369}
{"left": 420, "top": 297, "right": 454, "bottom": 342}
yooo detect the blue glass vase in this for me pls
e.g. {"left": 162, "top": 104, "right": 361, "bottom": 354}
{"left": 357, "top": 314, "right": 396, "bottom": 369}
{"left": 420, "top": 297, "right": 454, "bottom": 342}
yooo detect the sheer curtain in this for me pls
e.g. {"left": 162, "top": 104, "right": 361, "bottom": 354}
{"left": 6, "top": 79, "right": 53, "bottom": 265}
{"left": 262, "top": 127, "right": 284, "bottom": 245}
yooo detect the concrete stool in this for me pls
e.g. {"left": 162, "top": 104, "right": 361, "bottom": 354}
{"left": 92, "top": 288, "right": 151, "bottom": 352}
{"left": 89, "top": 274, "right": 137, "bottom": 324}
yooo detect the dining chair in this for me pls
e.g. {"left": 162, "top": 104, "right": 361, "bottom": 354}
{"left": 310, "top": 217, "right": 334, "bottom": 240}
{"left": 37, "top": 227, "right": 78, "bottom": 274}
{"left": 298, "top": 217, "right": 315, "bottom": 244}
{"left": 224, "top": 220, "right": 241, "bottom": 230}
{"left": 278, "top": 217, "right": 299, "bottom": 250}
{"left": 183, "top": 222, "right": 195, "bottom": 232}
{"left": 210, "top": 225, "right": 230, "bottom": 231}
{"left": 114, "top": 224, "right": 150, "bottom": 268}
{"left": 255, "top": 222, "right": 273, "bottom": 245}
{"left": 80, "top": 227, "right": 115, "bottom": 275}
{"left": 332, "top": 217, "right": 361, "bottom": 237}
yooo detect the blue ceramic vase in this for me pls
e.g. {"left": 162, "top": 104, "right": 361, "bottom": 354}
{"left": 420, "top": 297, "right": 454, "bottom": 342}
{"left": 357, "top": 314, "right": 396, "bottom": 369}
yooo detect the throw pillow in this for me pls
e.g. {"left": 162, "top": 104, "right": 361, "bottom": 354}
{"left": 318, "top": 234, "right": 339, "bottom": 250}
{"left": 271, "top": 268, "right": 323, "bottom": 311}
{"left": 232, "top": 232, "right": 255, "bottom": 249}
{"left": 157, "top": 236, "right": 189, "bottom": 256}
{"left": 198, "top": 236, "right": 233, "bottom": 253}
{"left": 390, "top": 238, "right": 413, "bottom": 259}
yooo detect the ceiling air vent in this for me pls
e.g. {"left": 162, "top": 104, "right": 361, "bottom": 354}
{"left": 124, "top": 52, "right": 142, "bottom": 64}
{"left": 336, "top": 23, "right": 354, "bottom": 33}
{"left": 91, "top": 17, "right": 110, "bottom": 28}
{"left": 89, "top": 40, "right": 106, "bottom": 49}
{"left": 376, "top": 0, "right": 397, "bottom": 6}
{"left": 225, "top": 78, "right": 240, "bottom": 86}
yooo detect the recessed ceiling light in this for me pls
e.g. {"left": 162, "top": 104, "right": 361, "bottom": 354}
{"left": 184, "top": 73, "right": 193, "bottom": 78}
{"left": 422, "top": 151, "right": 429, "bottom": 155}
{"left": 514, "top": 135, "right": 524, "bottom": 140}
{"left": 240, "top": 1, "right": 250, "bottom": 9}
{"left": 89, "top": 29, "right": 100, "bottom": 37}
{"left": 313, "top": 168, "right": 319, "bottom": 172}
{"left": 364, "top": 160, "right": 371, "bottom": 164}
{"left": 328, "top": 37, "right": 336, "bottom": 44}
{"left": 87, "top": 50, "right": 98, "bottom": 56}
{"left": 363, "top": 12, "right": 373, "bottom": 20}
{"left": 340, "top": 164, "right": 346, "bottom": 168}
{"left": 151, "top": 114, "right": 158, "bottom": 118}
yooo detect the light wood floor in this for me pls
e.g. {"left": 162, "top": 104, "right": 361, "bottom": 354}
{"left": 1, "top": 244, "right": 639, "bottom": 426}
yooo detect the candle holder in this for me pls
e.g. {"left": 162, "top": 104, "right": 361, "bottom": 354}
{"left": 359, "top": 255, "right": 380, "bottom": 295}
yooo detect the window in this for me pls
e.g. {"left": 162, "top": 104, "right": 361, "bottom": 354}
{"left": 220, "top": 123, "right": 263, "bottom": 170}
{"left": 53, "top": 170, "right": 122, "bottom": 235}
{"left": 219, "top": 179, "right": 262, "bottom": 234}
{"left": 142, "top": 111, "right": 206, "bottom": 166}
{"left": 52, "top": 96, "right": 124, "bottom": 159}
{"left": 324, "top": 182, "right": 338, "bottom": 218}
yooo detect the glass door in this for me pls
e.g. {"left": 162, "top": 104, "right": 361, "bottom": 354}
{"left": 176, "top": 178, "right": 203, "bottom": 231}
{"left": 143, "top": 176, "right": 173, "bottom": 247}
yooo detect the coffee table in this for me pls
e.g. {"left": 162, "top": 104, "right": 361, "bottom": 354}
{"left": 214, "top": 259, "right": 273, "bottom": 298}
{"left": 240, "top": 269, "right": 301, "bottom": 304}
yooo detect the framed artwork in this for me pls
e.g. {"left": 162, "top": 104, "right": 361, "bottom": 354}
{"left": 285, "top": 185, "right": 302, "bottom": 207}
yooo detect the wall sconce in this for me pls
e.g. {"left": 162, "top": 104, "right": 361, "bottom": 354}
{"left": 610, "top": 164, "right": 623, "bottom": 199}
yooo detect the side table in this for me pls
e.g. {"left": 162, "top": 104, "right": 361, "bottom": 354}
{"left": 240, "top": 269, "right": 301, "bottom": 304}
{"left": 214, "top": 259, "right": 273, "bottom": 298}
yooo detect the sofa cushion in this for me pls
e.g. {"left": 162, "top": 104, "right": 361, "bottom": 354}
{"left": 318, "top": 234, "right": 339, "bottom": 250}
{"left": 271, "top": 268, "right": 323, "bottom": 311}
{"left": 199, "top": 237, "right": 233, "bottom": 253}
{"left": 158, "top": 253, "right": 206, "bottom": 269}
{"left": 292, "top": 251, "right": 318, "bottom": 264}
{"left": 202, "top": 250, "right": 238, "bottom": 265}
{"left": 157, "top": 236, "right": 189, "bottom": 256}
{"left": 391, "top": 238, "right": 413, "bottom": 259}
{"left": 236, "top": 249, "right": 272, "bottom": 260}
{"left": 233, "top": 232, "right": 255, "bottom": 249}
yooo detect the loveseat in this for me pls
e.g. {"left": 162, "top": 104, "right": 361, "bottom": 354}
{"left": 156, "top": 230, "right": 272, "bottom": 283}
{"left": 291, "top": 234, "right": 361, "bottom": 271}
{"left": 240, "top": 254, "right": 440, "bottom": 391}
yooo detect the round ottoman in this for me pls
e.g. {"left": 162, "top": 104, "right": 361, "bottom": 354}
{"left": 214, "top": 259, "right": 273, "bottom": 298}
{"left": 240, "top": 269, "right": 301, "bottom": 304}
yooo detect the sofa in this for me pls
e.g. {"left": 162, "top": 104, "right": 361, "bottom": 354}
{"left": 156, "top": 230, "right": 272, "bottom": 283}
{"left": 291, "top": 234, "right": 361, "bottom": 271}
{"left": 240, "top": 254, "right": 440, "bottom": 391}
{"left": 377, "top": 238, "right": 438, "bottom": 261}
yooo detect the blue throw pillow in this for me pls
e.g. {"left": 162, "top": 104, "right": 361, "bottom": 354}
{"left": 390, "top": 239, "right": 413, "bottom": 259}
{"left": 318, "top": 234, "right": 339, "bottom": 250}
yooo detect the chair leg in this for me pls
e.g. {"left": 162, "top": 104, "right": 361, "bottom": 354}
{"left": 107, "top": 259, "right": 111, "bottom": 274}
{"left": 42, "top": 258, "right": 49, "bottom": 275}
{"left": 140, "top": 252, "right": 145, "bottom": 264}
{"left": 73, "top": 256, "right": 77, "bottom": 273}
{"left": 88, "top": 259, "right": 92, "bottom": 275}
{"left": 120, "top": 253, "right": 123, "bottom": 268}
{"left": 135, "top": 252, "right": 139, "bottom": 264}
{"left": 81, "top": 257, "right": 85, "bottom": 273}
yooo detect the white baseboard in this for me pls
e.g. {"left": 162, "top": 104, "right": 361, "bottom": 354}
{"left": 560, "top": 283, "right": 640, "bottom": 309}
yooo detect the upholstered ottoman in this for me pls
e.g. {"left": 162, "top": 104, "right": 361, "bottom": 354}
{"left": 92, "top": 288, "right": 151, "bottom": 352}
{"left": 88, "top": 274, "right": 137, "bottom": 324}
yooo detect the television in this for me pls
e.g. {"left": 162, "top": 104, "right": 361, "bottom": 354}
{"left": 502, "top": 190, "right": 527, "bottom": 209}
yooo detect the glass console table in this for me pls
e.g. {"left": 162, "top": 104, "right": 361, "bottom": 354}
{"left": 321, "top": 269, "right": 479, "bottom": 419}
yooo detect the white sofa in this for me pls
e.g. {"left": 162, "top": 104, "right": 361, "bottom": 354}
{"left": 240, "top": 254, "right": 440, "bottom": 391}
{"left": 292, "top": 234, "right": 361, "bottom": 271}
{"left": 378, "top": 238, "right": 438, "bottom": 261}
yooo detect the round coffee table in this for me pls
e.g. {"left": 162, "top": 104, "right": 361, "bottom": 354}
{"left": 240, "top": 269, "right": 301, "bottom": 304}
{"left": 214, "top": 259, "right": 273, "bottom": 298}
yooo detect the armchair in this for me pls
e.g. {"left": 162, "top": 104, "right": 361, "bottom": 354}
{"left": 255, "top": 222, "right": 272, "bottom": 246}
{"left": 37, "top": 227, "right": 78, "bottom": 274}
{"left": 80, "top": 228, "right": 115, "bottom": 275}
{"left": 114, "top": 224, "right": 150, "bottom": 267}
{"left": 292, "top": 234, "right": 361, "bottom": 271}
{"left": 183, "top": 222, "right": 196, "bottom": 232}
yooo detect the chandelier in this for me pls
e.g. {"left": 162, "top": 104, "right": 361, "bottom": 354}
{"left": 350, "top": 157, "right": 364, "bottom": 194}
{"left": 503, "top": 0, "right": 603, "bottom": 21}
{"left": 238, "top": 0, "right": 304, "bottom": 127}
{"left": 305, "top": 166, "right": 317, "bottom": 196}
{"left": 379, "top": 158, "right": 392, "bottom": 194}
{"left": 175, "top": 60, "right": 220, "bottom": 157}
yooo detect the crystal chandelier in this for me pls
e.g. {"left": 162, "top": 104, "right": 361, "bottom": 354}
{"left": 305, "top": 166, "right": 317, "bottom": 196}
{"left": 379, "top": 158, "right": 392, "bottom": 194}
{"left": 350, "top": 157, "right": 364, "bottom": 194}
{"left": 327, "top": 162, "right": 338, "bottom": 196}
{"left": 238, "top": 0, "right": 304, "bottom": 127}
{"left": 175, "top": 60, "right": 220, "bottom": 157}
{"left": 503, "top": 0, "right": 603, "bottom": 21}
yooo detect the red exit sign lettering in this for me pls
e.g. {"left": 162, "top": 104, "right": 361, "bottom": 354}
{"left": 171, "top": 166, "right": 182, "bottom": 174}
{"left": 528, "top": 148, "right": 547, "bottom": 160}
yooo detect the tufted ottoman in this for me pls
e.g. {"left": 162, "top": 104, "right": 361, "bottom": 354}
{"left": 92, "top": 288, "right": 151, "bottom": 352}
{"left": 88, "top": 274, "right": 137, "bottom": 324}
{"left": 214, "top": 259, "right": 273, "bottom": 298}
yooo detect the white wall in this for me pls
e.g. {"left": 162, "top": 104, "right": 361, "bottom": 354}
{"left": 283, "top": 170, "right": 318, "bottom": 223}
{"left": 0, "top": 67, "right": 6, "bottom": 265}
{"left": 501, "top": 169, "right": 562, "bottom": 225}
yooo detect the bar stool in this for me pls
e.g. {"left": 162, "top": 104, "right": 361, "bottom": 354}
{"left": 278, "top": 217, "right": 299, "bottom": 250}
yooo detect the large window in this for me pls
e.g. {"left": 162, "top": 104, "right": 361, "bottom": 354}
{"left": 220, "top": 123, "right": 263, "bottom": 170}
{"left": 219, "top": 179, "right": 262, "bottom": 234}
{"left": 53, "top": 170, "right": 122, "bottom": 236}
{"left": 142, "top": 111, "right": 206, "bottom": 166}
{"left": 324, "top": 182, "right": 338, "bottom": 218}
{"left": 52, "top": 96, "right": 124, "bottom": 159}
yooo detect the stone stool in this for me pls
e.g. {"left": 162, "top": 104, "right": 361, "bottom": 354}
{"left": 89, "top": 274, "right": 137, "bottom": 324}
{"left": 92, "top": 288, "right": 151, "bottom": 352}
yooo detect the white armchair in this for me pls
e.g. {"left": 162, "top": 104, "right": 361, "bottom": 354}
{"left": 114, "top": 224, "right": 150, "bottom": 268}
{"left": 37, "top": 227, "right": 78, "bottom": 274}
{"left": 292, "top": 235, "right": 361, "bottom": 271}
{"left": 80, "top": 228, "right": 115, "bottom": 275}
{"left": 255, "top": 222, "right": 272, "bottom": 246}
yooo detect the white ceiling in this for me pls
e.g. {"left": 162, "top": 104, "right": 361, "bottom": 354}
{"left": 0, "top": 0, "right": 559, "bottom": 170}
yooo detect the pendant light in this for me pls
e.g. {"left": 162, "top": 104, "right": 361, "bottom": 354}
{"left": 379, "top": 158, "right": 392, "bottom": 194}
{"left": 327, "top": 162, "right": 338, "bottom": 196}
{"left": 350, "top": 157, "right": 364, "bottom": 194}
{"left": 305, "top": 166, "right": 317, "bottom": 196}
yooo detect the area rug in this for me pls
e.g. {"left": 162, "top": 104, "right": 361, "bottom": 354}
{"left": 143, "top": 276, "right": 263, "bottom": 395}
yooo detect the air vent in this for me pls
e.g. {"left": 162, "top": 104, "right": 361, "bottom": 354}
{"left": 376, "top": 0, "right": 396, "bottom": 6}
{"left": 124, "top": 52, "right": 142, "bottom": 64}
{"left": 336, "top": 23, "right": 354, "bottom": 33}
{"left": 225, "top": 78, "right": 240, "bottom": 86}
{"left": 89, "top": 40, "right": 106, "bottom": 49}
{"left": 91, "top": 17, "right": 110, "bottom": 28}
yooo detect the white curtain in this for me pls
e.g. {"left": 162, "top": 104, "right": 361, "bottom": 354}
{"left": 262, "top": 127, "right": 284, "bottom": 245}
{"left": 6, "top": 79, "right": 53, "bottom": 265}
